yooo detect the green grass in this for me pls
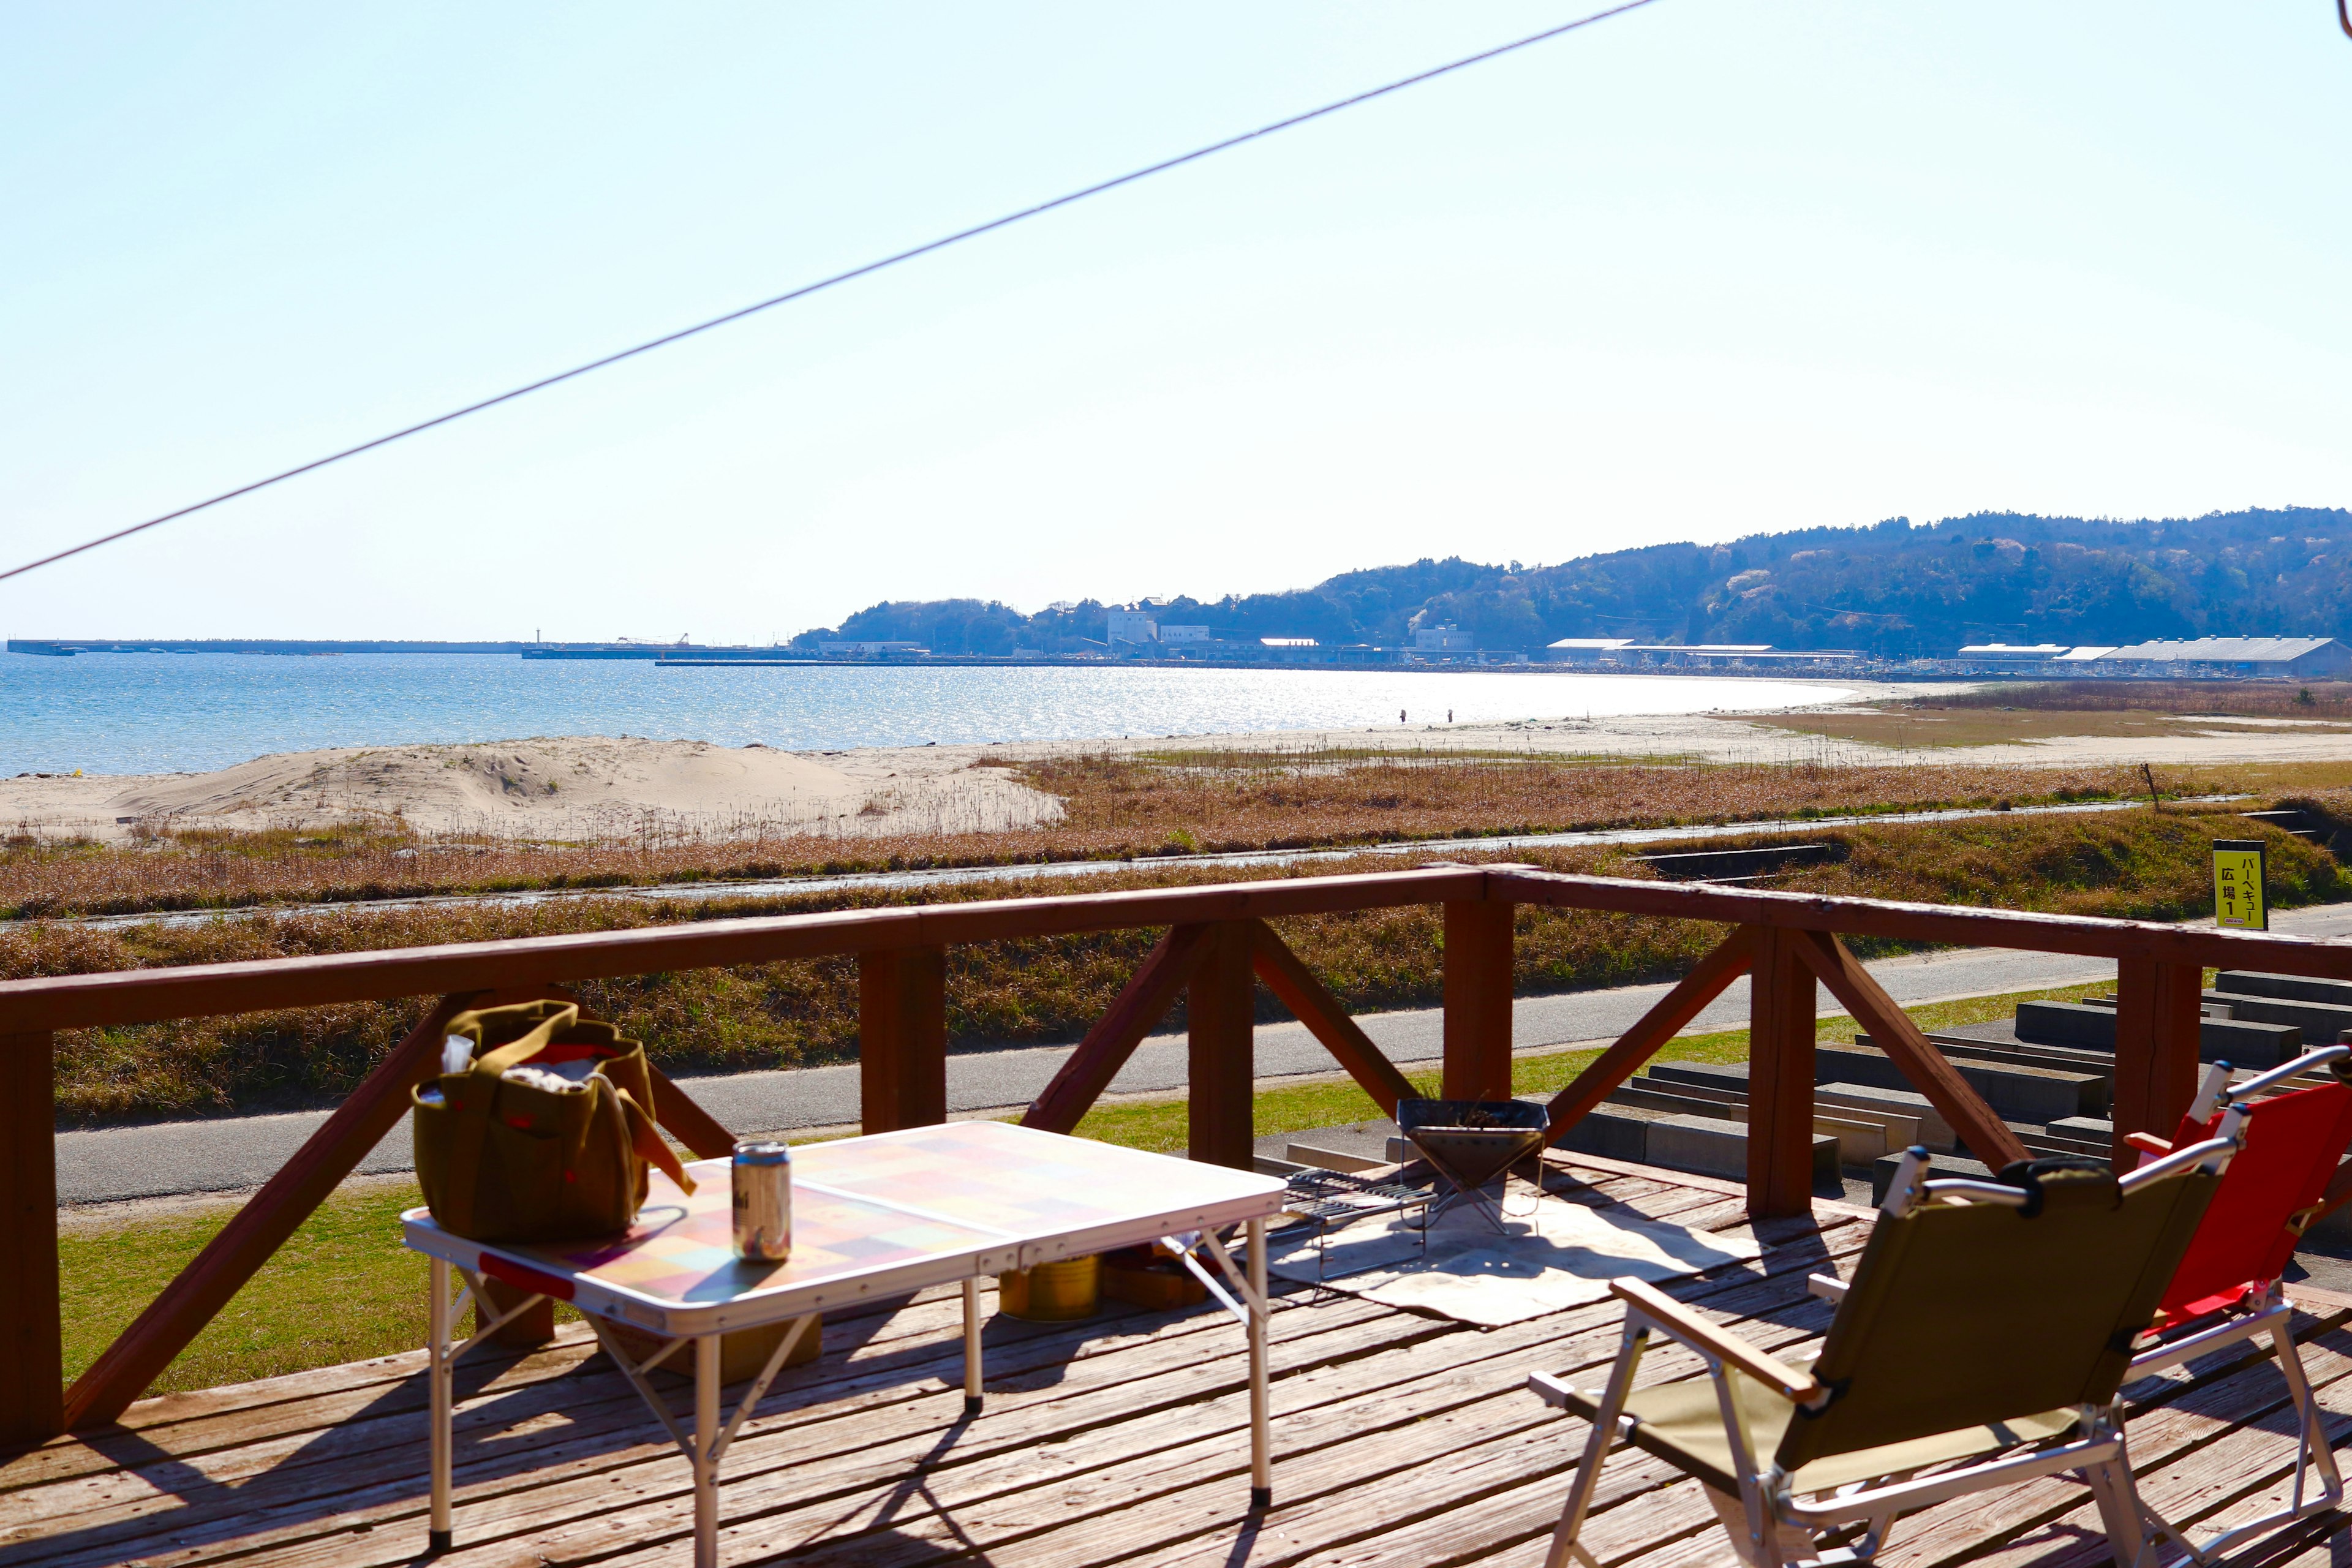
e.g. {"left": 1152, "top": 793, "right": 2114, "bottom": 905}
{"left": 62, "top": 1180, "right": 435, "bottom": 1395}
{"left": 63, "top": 976, "right": 2117, "bottom": 1400}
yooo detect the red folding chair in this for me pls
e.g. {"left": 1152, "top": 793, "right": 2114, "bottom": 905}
{"left": 2124, "top": 1043, "right": 2352, "bottom": 1559}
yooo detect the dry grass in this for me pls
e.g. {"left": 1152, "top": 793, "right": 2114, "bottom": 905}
{"left": 0, "top": 753, "right": 2245, "bottom": 921}
{"left": 15, "top": 796, "right": 2337, "bottom": 1127}
{"left": 999, "top": 753, "right": 2188, "bottom": 853}
{"left": 1748, "top": 708, "right": 2348, "bottom": 748}
{"left": 1906, "top": 680, "right": 2352, "bottom": 717}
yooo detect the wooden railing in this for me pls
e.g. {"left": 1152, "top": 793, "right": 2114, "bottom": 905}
{"left": 8, "top": 862, "right": 2352, "bottom": 1447}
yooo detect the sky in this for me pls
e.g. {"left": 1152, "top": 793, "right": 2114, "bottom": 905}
{"left": 5, "top": 2, "right": 2350, "bottom": 644}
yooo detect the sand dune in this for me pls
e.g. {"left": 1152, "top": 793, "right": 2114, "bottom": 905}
{"left": 0, "top": 736, "right": 1061, "bottom": 843}
{"left": 13, "top": 688, "right": 2352, "bottom": 846}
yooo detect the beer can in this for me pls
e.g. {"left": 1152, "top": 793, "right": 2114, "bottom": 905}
{"left": 732, "top": 1139, "right": 793, "bottom": 1261}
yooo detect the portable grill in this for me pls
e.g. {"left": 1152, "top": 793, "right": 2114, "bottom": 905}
{"left": 1272, "top": 1169, "right": 1431, "bottom": 1287}
{"left": 1394, "top": 1098, "right": 1549, "bottom": 1230}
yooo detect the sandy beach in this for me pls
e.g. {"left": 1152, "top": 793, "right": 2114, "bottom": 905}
{"left": 10, "top": 680, "right": 2352, "bottom": 844}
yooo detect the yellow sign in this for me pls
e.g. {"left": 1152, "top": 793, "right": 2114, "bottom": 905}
{"left": 2213, "top": 840, "right": 2267, "bottom": 930}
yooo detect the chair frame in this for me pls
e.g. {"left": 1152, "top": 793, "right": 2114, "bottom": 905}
{"left": 1530, "top": 1136, "right": 2241, "bottom": 1568}
{"left": 2118, "top": 1047, "right": 2352, "bottom": 1562}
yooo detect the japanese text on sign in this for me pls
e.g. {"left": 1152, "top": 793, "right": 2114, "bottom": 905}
{"left": 2213, "top": 840, "right": 2267, "bottom": 931}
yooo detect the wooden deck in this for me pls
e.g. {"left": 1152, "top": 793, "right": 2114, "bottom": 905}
{"left": 4, "top": 1158, "right": 2348, "bottom": 1568}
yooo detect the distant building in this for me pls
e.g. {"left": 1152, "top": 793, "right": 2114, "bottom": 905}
{"left": 1106, "top": 608, "right": 1158, "bottom": 644}
{"left": 2054, "top": 646, "right": 2118, "bottom": 663}
{"left": 1613, "top": 644, "right": 1782, "bottom": 666}
{"left": 817, "top": 640, "right": 925, "bottom": 656}
{"left": 2096, "top": 637, "right": 2351, "bottom": 677}
{"left": 1414, "top": 625, "right": 1474, "bottom": 651}
{"left": 1546, "top": 638, "right": 1634, "bottom": 662}
{"left": 1157, "top": 625, "right": 1214, "bottom": 644}
{"left": 1956, "top": 643, "right": 2070, "bottom": 663}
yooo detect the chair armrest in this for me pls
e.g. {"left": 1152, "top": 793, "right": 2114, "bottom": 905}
{"left": 1526, "top": 1370, "right": 1581, "bottom": 1410}
{"left": 1807, "top": 1273, "right": 1849, "bottom": 1302}
{"left": 2124, "top": 1132, "right": 2173, "bottom": 1158}
{"left": 1611, "top": 1278, "right": 1823, "bottom": 1403}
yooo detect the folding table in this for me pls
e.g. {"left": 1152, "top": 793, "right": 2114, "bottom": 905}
{"left": 402, "top": 1120, "right": 1289, "bottom": 1567}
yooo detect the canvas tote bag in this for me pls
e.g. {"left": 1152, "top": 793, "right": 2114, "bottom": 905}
{"left": 413, "top": 999, "right": 695, "bottom": 1243}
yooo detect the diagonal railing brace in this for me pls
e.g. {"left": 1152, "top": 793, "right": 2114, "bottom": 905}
{"left": 1544, "top": 928, "right": 1756, "bottom": 1145}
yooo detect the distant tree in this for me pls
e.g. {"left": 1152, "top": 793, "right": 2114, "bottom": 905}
{"left": 785, "top": 507, "right": 2352, "bottom": 655}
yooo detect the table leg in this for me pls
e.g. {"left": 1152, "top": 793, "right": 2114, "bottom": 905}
{"left": 962, "top": 1276, "right": 984, "bottom": 1417}
{"left": 694, "top": 1334, "right": 720, "bottom": 1568}
{"left": 1247, "top": 1216, "right": 1270, "bottom": 1510}
{"left": 428, "top": 1256, "right": 453, "bottom": 1553}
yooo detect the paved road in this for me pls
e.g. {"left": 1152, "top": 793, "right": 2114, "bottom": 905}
{"left": 57, "top": 902, "right": 2352, "bottom": 1205}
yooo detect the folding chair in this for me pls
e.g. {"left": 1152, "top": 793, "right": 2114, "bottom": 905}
{"left": 2120, "top": 1043, "right": 2352, "bottom": 1560}
{"left": 1528, "top": 1132, "right": 2241, "bottom": 1568}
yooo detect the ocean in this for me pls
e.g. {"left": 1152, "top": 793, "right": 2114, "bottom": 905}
{"left": 0, "top": 654, "right": 1856, "bottom": 777}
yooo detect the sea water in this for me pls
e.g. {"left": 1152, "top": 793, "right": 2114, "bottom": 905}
{"left": 0, "top": 653, "right": 1856, "bottom": 777}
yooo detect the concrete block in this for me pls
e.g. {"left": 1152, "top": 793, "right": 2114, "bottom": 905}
{"left": 2198, "top": 1017, "right": 2302, "bottom": 1068}
{"left": 2046, "top": 1115, "right": 2114, "bottom": 1142}
{"left": 1908, "top": 1031, "right": 2118, "bottom": 1084}
{"left": 1541, "top": 1106, "right": 1658, "bottom": 1165}
{"left": 1611, "top": 1083, "right": 1744, "bottom": 1118}
{"left": 1814, "top": 1114, "right": 1889, "bottom": 1164}
{"left": 2203, "top": 991, "right": 2350, "bottom": 1050}
{"left": 2015, "top": 998, "right": 2299, "bottom": 1067}
{"left": 2015, "top": 1001, "right": 2116, "bottom": 1049}
{"left": 1646, "top": 1060, "right": 1754, "bottom": 1095}
{"left": 1626, "top": 1074, "right": 1893, "bottom": 1164}
{"left": 1817, "top": 1043, "right": 2103, "bottom": 1123}
{"left": 2216, "top": 970, "right": 2352, "bottom": 1010}
{"left": 1871, "top": 1152, "right": 1992, "bottom": 1206}
{"left": 1815, "top": 1082, "right": 1955, "bottom": 1153}
{"left": 1645, "top": 1113, "right": 1839, "bottom": 1187}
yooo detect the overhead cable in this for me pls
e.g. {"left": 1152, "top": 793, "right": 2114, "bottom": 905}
{"left": 2, "top": 0, "right": 1662, "bottom": 584}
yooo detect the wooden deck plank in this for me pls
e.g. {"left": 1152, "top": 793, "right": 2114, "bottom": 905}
{"left": 8, "top": 1287, "right": 1410, "bottom": 1568}
{"left": 0, "top": 1271, "right": 1395, "bottom": 1527}
{"left": 1906, "top": 1329, "right": 2352, "bottom": 1568}
{"left": 2, "top": 1256, "right": 1251, "bottom": 1492}
{"left": 709, "top": 1221, "right": 1856, "bottom": 1568}
{"left": 411, "top": 1221, "right": 1851, "bottom": 1568}
{"left": 1877, "top": 1320, "right": 2352, "bottom": 1568}
{"left": 0, "top": 1182, "right": 1910, "bottom": 1568}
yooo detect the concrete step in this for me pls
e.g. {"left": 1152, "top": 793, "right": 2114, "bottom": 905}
{"left": 2014, "top": 999, "right": 2301, "bottom": 1068}
{"left": 1858, "top": 1028, "right": 2119, "bottom": 1090}
{"left": 1613, "top": 1077, "right": 1893, "bottom": 1163}
{"left": 1542, "top": 1095, "right": 1839, "bottom": 1189}
{"left": 2047, "top": 1115, "right": 2115, "bottom": 1145}
{"left": 1650, "top": 1061, "right": 1961, "bottom": 1153}
{"left": 2215, "top": 969, "right": 2352, "bottom": 1010}
{"left": 2202, "top": 989, "right": 2352, "bottom": 1046}
{"left": 1645, "top": 1114, "right": 1840, "bottom": 1188}
{"left": 1814, "top": 1041, "right": 2105, "bottom": 1123}
{"left": 1871, "top": 1150, "right": 1996, "bottom": 1205}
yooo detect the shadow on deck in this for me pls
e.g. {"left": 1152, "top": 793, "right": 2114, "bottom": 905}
{"left": 4, "top": 1158, "right": 2347, "bottom": 1568}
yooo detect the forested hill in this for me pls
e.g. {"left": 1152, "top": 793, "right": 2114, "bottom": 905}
{"left": 795, "top": 507, "right": 2352, "bottom": 657}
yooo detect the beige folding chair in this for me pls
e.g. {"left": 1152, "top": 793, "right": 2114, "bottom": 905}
{"left": 1529, "top": 1132, "right": 2240, "bottom": 1568}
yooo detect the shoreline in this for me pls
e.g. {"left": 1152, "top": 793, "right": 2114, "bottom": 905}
{"left": 11, "top": 679, "right": 2352, "bottom": 844}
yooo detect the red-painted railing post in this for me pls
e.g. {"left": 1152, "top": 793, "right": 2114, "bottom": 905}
{"left": 1746, "top": 927, "right": 1819, "bottom": 1218}
{"left": 1441, "top": 897, "right": 1514, "bottom": 1101}
{"left": 1189, "top": 922, "right": 1257, "bottom": 1169}
{"left": 2112, "top": 956, "right": 2203, "bottom": 1169}
{"left": 1, "top": 1030, "right": 62, "bottom": 1444}
{"left": 859, "top": 946, "right": 948, "bottom": 1134}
